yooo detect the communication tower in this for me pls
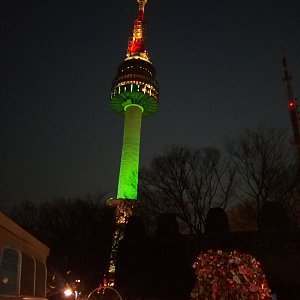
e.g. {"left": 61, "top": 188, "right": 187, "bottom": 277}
{"left": 107, "top": 0, "right": 159, "bottom": 282}
{"left": 282, "top": 51, "right": 300, "bottom": 163}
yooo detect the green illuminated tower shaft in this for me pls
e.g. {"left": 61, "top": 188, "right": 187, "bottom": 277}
{"left": 117, "top": 105, "right": 143, "bottom": 199}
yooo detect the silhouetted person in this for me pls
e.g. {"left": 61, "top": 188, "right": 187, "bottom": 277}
{"left": 115, "top": 216, "right": 148, "bottom": 300}
{"left": 145, "top": 213, "right": 195, "bottom": 300}
{"left": 205, "top": 207, "right": 229, "bottom": 234}
{"left": 260, "top": 201, "right": 290, "bottom": 232}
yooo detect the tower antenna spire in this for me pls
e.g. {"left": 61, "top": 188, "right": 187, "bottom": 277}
{"left": 282, "top": 50, "right": 300, "bottom": 163}
{"left": 126, "top": 0, "right": 150, "bottom": 61}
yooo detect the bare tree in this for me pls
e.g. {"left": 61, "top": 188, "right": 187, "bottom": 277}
{"left": 226, "top": 127, "right": 299, "bottom": 229}
{"left": 9, "top": 199, "right": 40, "bottom": 232}
{"left": 138, "top": 146, "right": 235, "bottom": 234}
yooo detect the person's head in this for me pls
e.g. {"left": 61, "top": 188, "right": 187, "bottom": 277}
{"left": 156, "top": 213, "right": 179, "bottom": 238}
{"left": 205, "top": 207, "right": 229, "bottom": 234}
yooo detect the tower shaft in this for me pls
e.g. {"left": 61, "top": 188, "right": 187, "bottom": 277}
{"left": 117, "top": 105, "right": 143, "bottom": 200}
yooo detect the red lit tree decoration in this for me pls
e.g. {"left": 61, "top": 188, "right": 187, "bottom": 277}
{"left": 192, "top": 250, "right": 272, "bottom": 300}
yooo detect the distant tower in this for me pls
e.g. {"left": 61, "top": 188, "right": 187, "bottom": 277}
{"left": 107, "top": 0, "right": 159, "bottom": 282}
{"left": 282, "top": 51, "right": 300, "bottom": 163}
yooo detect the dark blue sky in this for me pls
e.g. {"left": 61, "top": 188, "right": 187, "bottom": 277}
{"left": 1, "top": 0, "right": 300, "bottom": 210}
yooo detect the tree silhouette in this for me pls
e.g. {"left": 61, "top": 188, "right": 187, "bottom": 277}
{"left": 226, "top": 127, "right": 298, "bottom": 229}
{"left": 138, "top": 146, "right": 235, "bottom": 234}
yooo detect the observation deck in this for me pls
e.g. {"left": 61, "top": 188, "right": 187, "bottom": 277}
{"left": 110, "top": 58, "right": 159, "bottom": 117}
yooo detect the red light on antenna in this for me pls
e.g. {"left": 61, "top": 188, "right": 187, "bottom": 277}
{"left": 289, "top": 101, "right": 294, "bottom": 107}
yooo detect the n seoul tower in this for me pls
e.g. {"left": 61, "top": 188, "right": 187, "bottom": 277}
{"left": 108, "top": 0, "right": 159, "bottom": 223}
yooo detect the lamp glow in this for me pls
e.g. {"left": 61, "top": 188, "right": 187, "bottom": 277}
{"left": 64, "top": 289, "right": 73, "bottom": 297}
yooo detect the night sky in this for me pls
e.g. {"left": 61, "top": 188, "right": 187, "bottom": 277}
{"left": 1, "top": 0, "right": 300, "bottom": 210}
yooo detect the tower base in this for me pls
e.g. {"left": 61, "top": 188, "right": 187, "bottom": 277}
{"left": 107, "top": 198, "right": 137, "bottom": 224}
{"left": 106, "top": 198, "right": 139, "bottom": 285}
